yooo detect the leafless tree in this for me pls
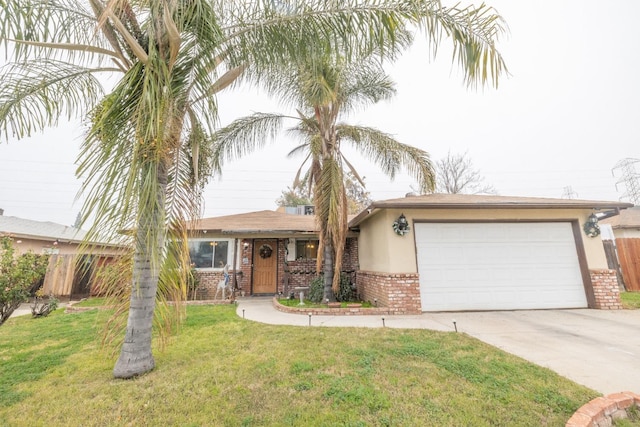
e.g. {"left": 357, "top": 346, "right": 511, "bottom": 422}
{"left": 433, "top": 151, "right": 497, "bottom": 195}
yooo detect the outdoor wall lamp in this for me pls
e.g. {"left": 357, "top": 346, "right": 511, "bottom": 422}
{"left": 392, "top": 213, "right": 410, "bottom": 236}
{"left": 583, "top": 213, "right": 601, "bottom": 238}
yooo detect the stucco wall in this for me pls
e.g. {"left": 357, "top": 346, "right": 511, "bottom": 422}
{"left": 357, "top": 208, "right": 610, "bottom": 273}
{"left": 12, "top": 239, "right": 79, "bottom": 256}
{"left": 11, "top": 238, "right": 123, "bottom": 257}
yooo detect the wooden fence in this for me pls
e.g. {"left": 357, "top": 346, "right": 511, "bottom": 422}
{"left": 616, "top": 238, "right": 640, "bottom": 291}
{"left": 603, "top": 240, "right": 626, "bottom": 291}
{"left": 41, "top": 254, "right": 77, "bottom": 296}
{"left": 41, "top": 254, "right": 116, "bottom": 298}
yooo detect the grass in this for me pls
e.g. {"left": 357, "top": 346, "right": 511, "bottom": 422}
{"left": 621, "top": 292, "right": 640, "bottom": 309}
{"left": 614, "top": 405, "right": 640, "bottom": 426}
{"left": 0, "top": 304, "right": 599, "bottom": 426}
{"left": 72, "top": 297, "right": 109, "bottom": 307}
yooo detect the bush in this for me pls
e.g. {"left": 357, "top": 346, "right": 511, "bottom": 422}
{"left": 308, "top": 273, "right": 356, "bottom": 303}
{"left": 30, "top": 288, "right": 59, "bottom": 318}
{"left": 308, "top": 276, "right": 324, "bottom": 303}
{"left": 335, "top": 273, "right": 355, "bottom": 302}
{"left": 0, "top": 237, "right": 49, "bottom": 325}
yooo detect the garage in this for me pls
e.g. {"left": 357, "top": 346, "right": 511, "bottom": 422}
{"left": 415, "top": 222, "right": 588, "bottom": 311}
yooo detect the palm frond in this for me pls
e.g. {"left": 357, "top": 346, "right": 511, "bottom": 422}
{"left": 314, "top": 156, "right": 347, "bottom": 292}
{"left": 338, "top": 123, "right": 436, "bottom": 192}
{"left": 211, "top": 113, "right": 289, "bottom": 174}
{"left": 1, "top": 0, "right": 117, "bottom": 65}
{"left": 0, "top": 60, "right": 106, "bottom": 140}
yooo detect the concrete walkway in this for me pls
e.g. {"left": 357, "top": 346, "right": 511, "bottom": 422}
{"left": 9, "top": 301, "right": 69, "bottom": 318}
{"left": 236, "top": 297, "right": 640, "bottom": 395}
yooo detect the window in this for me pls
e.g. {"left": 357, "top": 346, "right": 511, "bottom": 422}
{"left": 295, "top": 239, "right": 319, "bottom": 259}
{"left": 188, "top": 240, "right": 229, "bottom": 269}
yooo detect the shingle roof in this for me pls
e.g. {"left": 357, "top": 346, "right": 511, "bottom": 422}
{"left": 601, "top": 206, "right": 640, "bottom": 229}
{"left": 191, "top": 210, "right": 318, "bottom": 235}
{"left": 189, "top": 195, "right": 633, "bottom": 235}
{"left": 349, "top": 193, "right": 634, "bottom": 227}
{"left": 0, "top": 215, "right": 87, "bottom": 242}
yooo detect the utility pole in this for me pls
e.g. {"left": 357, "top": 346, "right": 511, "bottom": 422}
{"left": 561, "top": 186, "right": 579, "bottom": 199}
{"left": 612, "top": 158, "right": 640, "bottom": 204}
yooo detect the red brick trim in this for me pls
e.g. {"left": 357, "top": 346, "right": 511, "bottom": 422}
{"left": 356, "top": 271, "right": 421, "bottom": 314}
{"left": 566, "top": 392, "right": 640, "bottom": 426}
{"left": 590, "top": 269, "right": 622, "bottom": 310}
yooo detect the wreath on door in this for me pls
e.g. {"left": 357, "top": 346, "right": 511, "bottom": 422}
{"left": 259, "top": 244, "right": 273, "bottom": 259}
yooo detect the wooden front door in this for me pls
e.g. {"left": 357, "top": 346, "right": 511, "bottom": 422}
{"left": 253, "top": 239, "right": 277, "bottom": 294}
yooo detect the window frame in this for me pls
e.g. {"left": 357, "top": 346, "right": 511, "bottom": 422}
{"left": 295, "top": 239, "right": 319, "bottom": 260}
{"left": 188, "top": 238, "right": 233, "bottom": 270}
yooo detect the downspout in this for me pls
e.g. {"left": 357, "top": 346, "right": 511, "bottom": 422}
{"left": 232, "top": 238, "right": 238, "bottom": 291}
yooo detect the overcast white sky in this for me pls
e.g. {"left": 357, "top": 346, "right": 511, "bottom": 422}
{"left": 0, "top": 0, "right": 638, "bottom": 226}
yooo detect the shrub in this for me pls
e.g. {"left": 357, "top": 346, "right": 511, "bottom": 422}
{"left": 308, "top": 276, "right": 324, "bottom": 303}
{"left": 335, "top": 273, "right": 355, "bottom": 302}
{"left": 308, "top": 273, "right": 356, "bottom": 303}
{"left": 30, "top": 288, "right": 59, "bottom": 318}
{"left": 0, "top": 237, "right": 49, "bottom": 325}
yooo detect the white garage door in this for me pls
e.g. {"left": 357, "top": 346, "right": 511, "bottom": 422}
{"left": 415, "top": 222, "right": 588, "bottom": 311}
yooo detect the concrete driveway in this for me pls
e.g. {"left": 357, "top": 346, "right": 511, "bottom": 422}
{"left": 426, "top": 309, "right": 640, "bottom": 395}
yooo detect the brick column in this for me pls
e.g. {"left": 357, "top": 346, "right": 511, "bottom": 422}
{"left": 590, "top": 269, "right": 622, "bottom": 310}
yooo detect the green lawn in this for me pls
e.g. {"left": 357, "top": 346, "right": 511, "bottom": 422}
{"left": 621, "top": 291, "right": 640, "bottom": 309}
{"left": 72, "top": 297, "right": 109, "bottom": 307}
{"left": 0, "top": 305, "right": 599, "bottom": 426}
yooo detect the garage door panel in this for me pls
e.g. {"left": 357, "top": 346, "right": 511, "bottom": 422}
{"left": 416, "top": 222, "right": 587, "bottom": 311}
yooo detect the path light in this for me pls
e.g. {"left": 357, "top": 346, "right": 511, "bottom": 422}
{"left": 452, "top": 319, "right": 457, "bottom": 333}
{"left": 308, "top": 313, "right": 312, "bottom": 326}
{"left": 382, "top": 317, "right": 385, "bottom": 327}
{"left": 242, "top": 309, "right": 245, "bottom": 319}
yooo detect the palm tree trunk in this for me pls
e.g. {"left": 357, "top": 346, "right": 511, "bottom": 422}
{"left": 322, "top": 237, "right": 335, "bottom": 302}
{"left": 113, "top": 162, "right": 167, "bottom": 379}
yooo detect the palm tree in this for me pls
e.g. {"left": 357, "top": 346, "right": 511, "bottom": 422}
{"left": 0, "top": 0, "right": 507, "bottom": 378}
{"left": 214, "top": 57, "right": 436, "bottom": 301}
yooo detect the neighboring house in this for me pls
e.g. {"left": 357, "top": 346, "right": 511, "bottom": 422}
{"left": 0, "top": 213, "right": 124, "bottom": 298}
{"left": 601, "top": 206, "right": 640, "bottom": 291}
{"left": 188, "top": 210, "right": 358, "bottom": 299}
{"left": 349, "top": 194, "right": 632, "bottom": 313}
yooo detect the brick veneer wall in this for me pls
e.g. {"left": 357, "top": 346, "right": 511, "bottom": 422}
{"left": 193, "top": 239, "right": 253, "bottom": 299}
{"left": 281, "top": 237, "right": 359, "bottom": 296}
{"left": 195, "top": 238, "right": 359, "bottom": 298}
{"left": 590, "top": 269, "right": 622, "bottom": 309}
{"left": 356, "top": 271, "right": 421, "bottom": 314}
{"left": 195, "top": 270, "right": 236, "bottom": 300}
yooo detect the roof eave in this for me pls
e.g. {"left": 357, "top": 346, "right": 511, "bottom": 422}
{"left": 349, "top": 200, "right": 634, "bottom": 228}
